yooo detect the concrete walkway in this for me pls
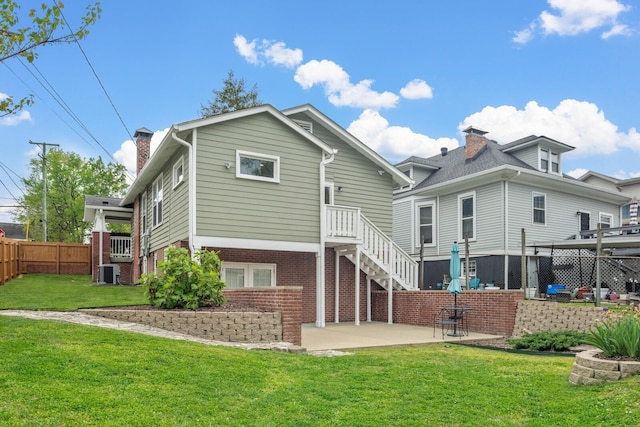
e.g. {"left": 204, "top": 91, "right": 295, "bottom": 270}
{"left": 0, "top": 310, "right": 502, "bottom": 356}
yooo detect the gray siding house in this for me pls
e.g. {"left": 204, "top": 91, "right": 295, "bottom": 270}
{"left": 393, "top": 127, "right": 632, "bottom": 291}
{"left": 88, "top": 104, "right": 415, "bottom": 327}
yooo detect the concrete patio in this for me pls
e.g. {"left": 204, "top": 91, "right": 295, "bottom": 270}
{"left": 302, "top": 321, "right": 501, "bottom": 351}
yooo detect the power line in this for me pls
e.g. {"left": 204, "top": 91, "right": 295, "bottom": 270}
{"left": 59, "top": 8, "right": 135, "bottom": 144}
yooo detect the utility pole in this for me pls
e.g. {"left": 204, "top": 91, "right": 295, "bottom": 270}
{"left": 29, "top": 141, "right": 59, "bottom": 242}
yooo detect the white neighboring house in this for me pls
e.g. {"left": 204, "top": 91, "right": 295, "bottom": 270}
{"left": 392, "top": 127, "right": 634, "bottom": 290}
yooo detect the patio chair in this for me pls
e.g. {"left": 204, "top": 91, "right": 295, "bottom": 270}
{"left": 468, "top": 278, "right": 481, "bottom": 290}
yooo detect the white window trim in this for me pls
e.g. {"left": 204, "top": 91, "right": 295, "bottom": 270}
{"left": 415, "top": 201, "right": 436, "bottom": 247}
{"left": 461, "top": 259, "right": 477, "bottom": 281}
{"left": 532, "top": 192, "right": 546, "bottom": 225}
{"left": 324, "top": 182, "right": 334, "bottom": 205}
{"left": 172, "top": 156, "right": 184, "bottom": 189}
{"left": 599, "top": 212, "right": 613, "bottom": 228}
{"left": 458, "top": 191, "right": 476, "bottom": 242}
{"left": 221, "top": 263, "right": 276, "bottom": 288}
{"left": 140, "top": 190, "right": 148, "bottom": 238}
{"left": 236, "top": 150, "right": 280, "bottom": 183}
{"left": 152, "top": 173, "right": 163, "bottom": 228}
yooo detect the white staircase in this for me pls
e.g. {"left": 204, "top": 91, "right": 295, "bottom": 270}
{"left": 326, "top": 206, "right": 418, "bottom": 291}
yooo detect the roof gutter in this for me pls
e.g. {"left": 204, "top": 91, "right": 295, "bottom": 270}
{"left": 172, "top": 131, "right": 195, "bottom": 255}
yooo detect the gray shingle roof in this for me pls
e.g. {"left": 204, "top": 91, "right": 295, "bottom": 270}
{"left": 410, "top": 140, "right": 535, "bottom": 189}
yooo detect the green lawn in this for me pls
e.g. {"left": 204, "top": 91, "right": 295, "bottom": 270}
{"left": 1, "top": 275, "right": 639, "bottom": 426}
{"left": 0, "top": 274, "right": 147, "bottom": 310}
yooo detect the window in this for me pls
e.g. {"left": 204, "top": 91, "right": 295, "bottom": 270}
{"left": 540, "top": 149, "right": 549, "bottom": 171}
{"left": 236, "top": 150, "right": 280, "bottom": 183}
{"left": 550, "top": 152, "right": 559, "bottom": 173}
{"left": 533, "top": 192, "right": 546, "bottom": 224}
{"left": 461, "top": 260, "right": 477, "bottom": 280}
{"left": 459, "top": 192, "right": 475, "bottom": 240}
{"left": 173, "top": 157, "right": 184, "bottom": 188}
{"left": 141, "top": 191, "right": 147, "bottom": 235}
{"left": 599, "top": 213, "right": 613, "bottom": 228}
{"left": 416, "top": 202, "right": 435, "bottom": 245}
{"left": 324, "top": 183, "right": 334, "bottom": 205}
{"left": 152, "top": 174, "right": 163, "bottom": 227}
{"left": 222, "top": 263, "right": 276, "bottom": 288}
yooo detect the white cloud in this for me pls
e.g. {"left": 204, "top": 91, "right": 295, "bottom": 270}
{"left": 601, "top": 23, "right": 632, "bottom": 38}
{"left": 295, "top": 59, "right": 399, "bottom": 109}
{"left": 459, "top": 99, "right": 640, "bottom": 157}
{"left": 0, "top": 110, "right": 32, "bottom": 126}
{"left": 233, "top": 35, "right": 259, "bottom": 64}
{"left": 114, "top": 128, "right": 169, "bottom": 181}
{"left": 347, "top": 109, "right": 459, "bottom": 162}
{"left": 514, "top": 0, "right": 632, "bottom": 44}
{"left": 400, "top": 79, "right": 433, "bottom": 100}
{"left": 233, "top": 34, "right": 302, "bottom": 68}
{"left": 264, "top": 42, "right": 303, "bottom": 68}
{"left": 567, "top": 167, "right": 589, "bottom": 178}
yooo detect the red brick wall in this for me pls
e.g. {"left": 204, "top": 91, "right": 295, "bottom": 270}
{"left": 213, "top": 247, "right": 317, "bottom": 322}
{"left": 324, "top": 249, "right": 379, "bottom": 323}
{"left": 224, "top": 287, "right": 302, "bottom": 345}
{"left": 372, "top": 290, "right": 523, "bottom": 336}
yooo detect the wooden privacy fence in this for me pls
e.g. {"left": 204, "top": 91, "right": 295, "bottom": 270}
{"left": 0, "top": 238, "right": 19, "bottom": 285}
{"left": 0, "top": 238, "right": 91, "bottom": 285}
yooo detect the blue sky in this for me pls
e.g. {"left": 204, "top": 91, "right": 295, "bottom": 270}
{"left": 1, "top": 0, "right": 639, "bottom": 223}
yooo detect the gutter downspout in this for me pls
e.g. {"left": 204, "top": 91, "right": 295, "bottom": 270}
{"left": 317, "top": 148, "right": 337, "bottom": 328}
{"left": 98, "top": 208, "right": 104, "bottom": 282}
{"left": 172, "top": 131, "right": 196, "bottom": 255}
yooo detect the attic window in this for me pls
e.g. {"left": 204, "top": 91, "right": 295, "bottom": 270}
{"left": 293, "top": 119, "right": 313, "bottom": 133}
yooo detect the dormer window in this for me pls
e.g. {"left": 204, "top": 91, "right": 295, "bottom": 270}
{"left": 540, "top": 148, "right": 560, "bottom": 174}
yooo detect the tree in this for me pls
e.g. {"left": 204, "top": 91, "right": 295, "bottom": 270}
{"left": 16, "top": 149, "right": 128, "bottom": 243}
{"left": 200, "top": 70, "right": 261, "bottom": 117}
{"left": 0, "top": 1, "right": 101, "bottom": 116}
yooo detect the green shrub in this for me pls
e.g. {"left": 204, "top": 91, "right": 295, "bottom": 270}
{"left": 506, "top": 330, "right": 589, "bottom": 352}
{"left": 584, "top": 305, "right": 640, "bottom": 359}
{"left": 139, "top": 246, "right": 226, "bottom": 309}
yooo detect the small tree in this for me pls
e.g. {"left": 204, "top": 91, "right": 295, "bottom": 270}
{"left": 16, "top": 149, "right": 128, "bottom": 242}
{"left": 200, "top": 70, "right": 261, "bottom": 117}
{"left": 0, "top": 0, "right": 102, "bottom": 116}
{"left": 140, "top": 246, "right": 226, "bottom": 310}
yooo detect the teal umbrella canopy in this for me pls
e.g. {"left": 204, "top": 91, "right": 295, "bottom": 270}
{"left": 447, "top": 242, "right": 462, "bottom": 296}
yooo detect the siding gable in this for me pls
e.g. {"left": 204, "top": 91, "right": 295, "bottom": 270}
{"left": 194, "top": 112, "right": 323, "bottom": 243}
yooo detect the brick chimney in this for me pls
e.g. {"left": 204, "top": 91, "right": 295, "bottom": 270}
{"left": 134, "top": 127, "right": 153, "bottom": 174}
{"left": 463, "top": 126, "right": 488, "bottom": 160}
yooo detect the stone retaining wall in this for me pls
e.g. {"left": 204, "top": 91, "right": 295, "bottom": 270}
{"left": 80, "top": 309, "right": 282, "bottom": 343}
{"left": 512, "top": 300, "right": 609, "bottom": 337}
{"left": 569, "top": 349, "right": 640, "bottom": 385}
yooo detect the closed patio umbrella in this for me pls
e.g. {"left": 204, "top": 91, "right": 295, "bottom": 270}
{"left": 447, "top": 242, "right": 462, "bottom": 307}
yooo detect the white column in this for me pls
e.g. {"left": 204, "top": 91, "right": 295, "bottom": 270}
{"left": 388, "top": 244, "right": 393, "bottom": 324}
{"left": 366, "top": 277, "right": 371, "bottom": 322}
{"left": 334, "top": 250, "right": 340, "bottom": 323}
{"left": 354, "top": 246, "right": 360, "bottom": 326}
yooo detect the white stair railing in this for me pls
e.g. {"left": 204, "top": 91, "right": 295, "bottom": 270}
{"left": 325, "top": 205, "right": 417, "bottom": 290}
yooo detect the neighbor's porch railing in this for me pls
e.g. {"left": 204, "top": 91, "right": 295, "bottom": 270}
{"left": 110, "top": 235, "right": 132, "bottom": 258}
{"left": 325, "top": 205, "right": 417, "bottom": 290}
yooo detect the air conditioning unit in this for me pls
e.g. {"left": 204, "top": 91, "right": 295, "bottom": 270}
{"left": 98, "top": 264, "right": 120, "bottom": 285}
